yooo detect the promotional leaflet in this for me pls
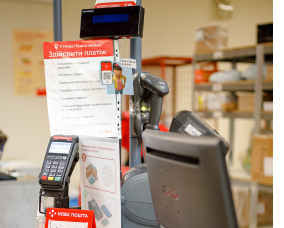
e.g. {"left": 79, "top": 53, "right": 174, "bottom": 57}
{"left": 79, "top": 136, "right": 121, "bottom": 228}
{"left": 43, "top": 40, "right": 118, "bottom": 138}
{"left": 14, "top": 29, "right": 53, "bottom": 96}
{"left": 95, "top": 0, "right": 136, "bottom": 8}
{"left": 99, "top": 60, "right": 135, "bottom": 95}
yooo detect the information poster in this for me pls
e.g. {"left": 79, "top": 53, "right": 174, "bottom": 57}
{"left": 13, "top": 29, "right": 53, "bottom": 96}
{"left": 79, "top": 136, "right": 121, "bottom": 228}
{"left": 43, "top": 40, "right": 118, "bottom": 138}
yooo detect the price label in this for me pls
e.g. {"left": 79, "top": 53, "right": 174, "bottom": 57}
{"left": 212, "top": 83, "right": 223, "bottom": 91}
{"left": 213, "top": 51, "right": 224, "bottom": 60}
{"left": 213, "top": 111, "right": 223, "bottom": 118}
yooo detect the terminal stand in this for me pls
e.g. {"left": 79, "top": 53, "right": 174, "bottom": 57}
{"left": 38, "top": 151, "right": 79, "bottom": 214}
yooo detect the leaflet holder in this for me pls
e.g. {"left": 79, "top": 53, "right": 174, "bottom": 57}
{"left": 38, "top": 136, "right": 79, "bottom": 214}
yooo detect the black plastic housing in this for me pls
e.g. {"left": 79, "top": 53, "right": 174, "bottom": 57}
{"left": 169, "top": 110, "right": 230, "bottom": 157}
{"left": 80, "top": 6, "right": 145, "bottom": 39}
{"left": 38, "top": 135, "right": 79, "bottom": 190}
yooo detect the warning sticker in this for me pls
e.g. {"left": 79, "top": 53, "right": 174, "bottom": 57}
{"left": 184, "top": 124, "right": 201, "bottom": 137}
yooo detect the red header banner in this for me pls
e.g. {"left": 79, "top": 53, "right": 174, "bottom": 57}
{"left": 43, "top": 40, "right": 114, "bottom": 59}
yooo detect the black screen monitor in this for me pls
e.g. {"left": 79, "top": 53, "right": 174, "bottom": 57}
{"left": 80, "top": 6, "right": 145, "bottom": 39}
{"left": 142, "top": 130, "right": 238, "bottom": 228}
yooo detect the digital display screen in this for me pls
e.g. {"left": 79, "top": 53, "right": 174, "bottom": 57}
{"left": 93, "top": 14, "right": 129, "bottom": 23}
{"left": 49, "top": 142, "right": 72, "bottom": 154}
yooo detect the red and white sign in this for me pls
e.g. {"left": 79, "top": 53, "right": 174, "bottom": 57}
{"left": 43, "top": 40, "right": 118, "bottom": 138}
{"left": 43, "top": 40, "right": 113, "bottom": 59}
{"left": 45, "top": 208, "right": 96, "bottom": 228}
{"left": 79, "top": 136, "right": 121, "bottom": 228}
{"left": 95, "top": 0, "right": 136, "bottom": 8}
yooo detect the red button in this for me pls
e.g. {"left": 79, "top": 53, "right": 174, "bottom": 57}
{"left": 41, "top": 175, "right": 47, "bottom": 180}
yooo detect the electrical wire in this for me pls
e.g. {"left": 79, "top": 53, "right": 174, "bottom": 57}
{"left": 142, "top": 140, "right": 146, "bottom": 163}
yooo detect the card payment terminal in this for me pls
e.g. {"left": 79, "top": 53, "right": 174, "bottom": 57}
{"left": 38, "top": 135, "right": 79, "bottom": 212}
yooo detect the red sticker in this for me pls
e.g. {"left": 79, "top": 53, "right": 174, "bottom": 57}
{"left": 53, "top": 136, "right": 73, "bottom": 141}
{"left": 95, "top": 1, "right": 136, "bottom": 8}
{"left": 36, "top": 88, "right": 46, "bottom": 96}
{"left": 82, "top": 153, "right": 86, "bottom": 162}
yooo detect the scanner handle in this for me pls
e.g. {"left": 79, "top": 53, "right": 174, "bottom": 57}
{"left": 144, "top": 94, "right": 163, "bottom": 131}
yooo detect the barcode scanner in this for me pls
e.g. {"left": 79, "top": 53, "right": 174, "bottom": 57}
{"left": 140, "top": 73, "right": 169, "bottom": 131}
{"left": 131, "top": 72, "right": 169, "bottom": 136}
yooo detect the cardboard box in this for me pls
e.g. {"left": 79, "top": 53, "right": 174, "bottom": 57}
{"left": 236, "top": 92, "right": 255, "bottom": 112}
{"left": 231, "top": 185, "right": 273, "bottom": 228}
{"left": 257, "top": 191, "right": 273, "bottom": 226}
{"left": 266, "top": 65, "right": 273, "bottom": 79}
{"left": 195, "top": 24, "right": 228, "bottom": 53}
{"left": 206, "top": 92, "right": 237, "bottom": 111}
{"left": 251, "top": 134, "right": 273, "bottom": 186}
{"left": 231, "top": 185, "right": 250, "bottom": 227}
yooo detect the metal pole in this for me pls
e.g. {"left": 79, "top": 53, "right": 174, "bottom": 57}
{"left": 129, "top": 0, "right": 142, "bottom": 168}
{"left": 53, "top": 0, "right": 62, "bottom": 41}
{"left": 254, "top": 45, "right": 264, "bottom": 134}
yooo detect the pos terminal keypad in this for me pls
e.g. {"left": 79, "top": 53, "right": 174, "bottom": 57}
{"left": 39, "top": 135, "right": 79, "bottom": 188}
{"left": 41, "top": 157, "right": 67, "bottom": 180}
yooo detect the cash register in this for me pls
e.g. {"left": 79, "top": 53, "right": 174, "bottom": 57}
{"left": 142, "top": 130, "right": 239, "bottom": 228}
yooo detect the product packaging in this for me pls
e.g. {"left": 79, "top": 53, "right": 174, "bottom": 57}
{"left": 194, "top": 62, "right": 218, "bottom": 83}
{"left": 206, "top": 92, "right": 237, "bottom": 111}
{"left": 251, "top": 134, "right": 273, "bottom": 186}
{"left": 236, "top": 92, "right": 255, "bottom": 112}
{"left": 195, "top": 24, "right": 228, "bottom": 53}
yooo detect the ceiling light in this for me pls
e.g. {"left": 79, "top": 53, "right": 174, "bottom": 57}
{"left": 218, "top": 3, "right": 234, "bottom": 11}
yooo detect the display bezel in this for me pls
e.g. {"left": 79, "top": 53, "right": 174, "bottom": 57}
{"left": 80, "top": 6, "right": 144, "bottom": 39}
{"left": 48, "top": 141, "right": 72, "bottom": 154}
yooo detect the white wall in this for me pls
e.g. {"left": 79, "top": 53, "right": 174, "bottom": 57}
{"left": 0, "top": 0, "right": 273, "bottom": 189}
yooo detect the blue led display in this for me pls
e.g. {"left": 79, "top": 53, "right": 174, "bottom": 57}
{"left": 93, "top": 14, "right": 129, "bottom": 23}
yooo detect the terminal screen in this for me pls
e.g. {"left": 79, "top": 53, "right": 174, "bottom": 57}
{"left": 93, "top": 14, "right": 129, "bottom": 23}
{"left": 49, "top": 142, "right": 72, "bottom": 154}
